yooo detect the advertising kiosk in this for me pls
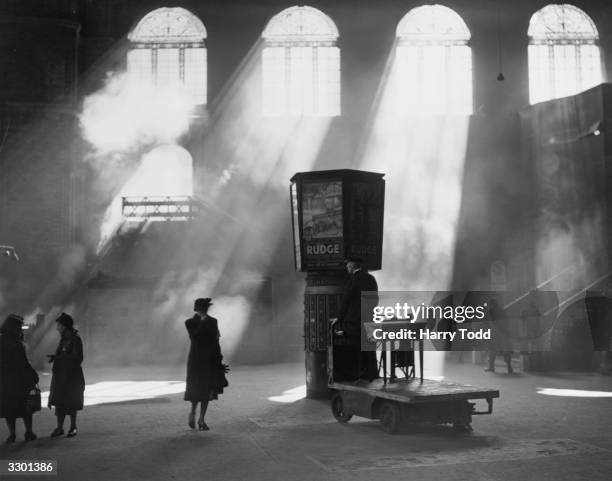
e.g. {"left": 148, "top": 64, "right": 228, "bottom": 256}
{"left": 290, "top": 169, "right": 385, "bottom": 398}
{"left": 291, "top": 170, "right": 500, "bottom": 433}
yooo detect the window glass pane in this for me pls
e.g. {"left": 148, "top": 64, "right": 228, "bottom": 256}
{"left": 552, "top": 44, "right": 577, "bottom": 98}
{"left": 184, "top": 47, "right": 207, "bottom": 104}
{"left": 579, "top": 44, "right": 602, "bottom": 90}
{"left": 448, "top": 45, "right": 473, "bottom": 115}
{"left": 289, "top": 47, "right": 314, "bottom": 116}
{"left": 322, "top": 46, "right": 340, "bottom": 115}
{"left": 395, "top": 6, "right": 472, "bottom": 115}
{"left": 127, "top": 49, "right": 153, "bottom": 85}
{"left": 156, "top": 48, "right": 180, "bottom": 88}
{"left": 528, "top": 44, "right": 551, "bottom": 104}
{"left": 262, "top": 47, "right": 287, "bottom": 116}
{"left": 262, "top": 6, "right": 340, "bottom": 117}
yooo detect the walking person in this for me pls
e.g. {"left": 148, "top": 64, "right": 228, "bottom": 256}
{"left": 0, "top": 314, "right": 39, "bottom": 443}
{"left": 184, "top": 298, "right": 228, "bottom": 431}
{"left": 48, "top": 313, "right": 85, "bottom": 438}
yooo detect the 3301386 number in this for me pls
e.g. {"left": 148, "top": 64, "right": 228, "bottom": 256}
{"left": 1, "top": 460, "right": 57, "bottom": 475}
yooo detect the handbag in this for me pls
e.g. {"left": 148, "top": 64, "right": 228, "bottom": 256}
{"left": 26, "top": 385, "right": 42, "bottom": 413}
{"left": 220, "top": 363, "right": 229, "bottom": 388}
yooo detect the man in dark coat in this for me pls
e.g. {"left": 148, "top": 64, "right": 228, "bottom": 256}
{"left": 184, "top": 298, "right": 227, "bottom": 431}
{"left": 484, "top": 299, "right": 513, "bottom": 374}
{"left": 0, "top": 314, "right": 39, "bottom": 443}
{"left": 334, "top": 257, "right": 380, "bottom": 381}
{"left": 48, "top": 313, "right": 85, "bottom": 438}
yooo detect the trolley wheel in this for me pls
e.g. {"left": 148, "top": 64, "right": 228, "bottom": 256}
{"left": 331, "top": 393, "right": 352, "bottom": 423}
{"left": 379, "top": 401, "right": 401, "bottom": 434}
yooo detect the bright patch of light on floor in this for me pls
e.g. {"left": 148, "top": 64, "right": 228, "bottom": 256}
{"left": 41, "top": 381, "right": 186, "bottom": 407}
{"left": 267, "top": 385, "right": 307, "bottom": 403}
{"left": 537, "top": 387, "right": 612, "bottom": 398}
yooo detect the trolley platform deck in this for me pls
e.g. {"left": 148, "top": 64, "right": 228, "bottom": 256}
{"left": 330, "top": 378, "right": 499, "bottom": 404}
{"left": 327, "top": 320, "right": 500, "bottom": 433}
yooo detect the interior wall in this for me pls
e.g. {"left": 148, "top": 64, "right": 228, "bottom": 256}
{"left": 2, "top": 0, "right": 612, "bottom": 363}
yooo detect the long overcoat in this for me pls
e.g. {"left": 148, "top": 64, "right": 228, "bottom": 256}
{"left": 48, "top": 330, "right": 85, "bottom": 412}
{"left": 336, "top": 269, "right": 380, "bottom": 380}
{"left": 0, "top": 333, "right": 39, "bottom": 418}
{"left": 184, "top": 315, "right": 224, "bottom": 402}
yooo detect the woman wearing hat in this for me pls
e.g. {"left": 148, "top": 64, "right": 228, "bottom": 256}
{"left": 0, "top": 314, "right": 39, "bottom": 443}
{"left": 47, "top": 313, "right": 85, "bottom": 438}
{"left": 184, "top": 298, "right": 228, "bottom": 431}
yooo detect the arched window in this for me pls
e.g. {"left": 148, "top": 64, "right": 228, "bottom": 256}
{"left": 262, "top": 6, "right": 340, "bottom": 116}
{"left": 395, "top": 5, "right": 473, "bottom": 115}
{"left": 128, "top": 7, "right": 207, "bottom": 105}
{"left": 528, "top": 4, "right": 602, "bottom": 104}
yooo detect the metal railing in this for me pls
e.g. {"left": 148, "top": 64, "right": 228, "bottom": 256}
{"left": 121, "top": 196, "right": 202, "bottom": 221}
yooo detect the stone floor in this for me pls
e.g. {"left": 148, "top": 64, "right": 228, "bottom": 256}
{"left": 1, "top": 358, "right": 612, "bottom": 481}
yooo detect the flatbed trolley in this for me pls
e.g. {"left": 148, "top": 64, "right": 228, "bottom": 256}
{"left": 328, "top": 320, "right": 500, "bottom": 434}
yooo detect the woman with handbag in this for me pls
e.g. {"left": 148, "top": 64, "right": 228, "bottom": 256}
{"left": 47, "top": 313, "right": 85, "bottom": 438}
{"left": 184, "top": 298, "right": 229, "bottom": 431}
{"left": 0, "top": 314, "right": 39, "bottom": 443}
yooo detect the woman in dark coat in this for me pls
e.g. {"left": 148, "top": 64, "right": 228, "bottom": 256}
{"left": 0, "top": 314, "right": 39, "bottom": 443}
{"left": 48, "top": 313, "right": 85, "bottom": 438}
{"left": 184, "top": 298, "right": 228, "bottom": 431}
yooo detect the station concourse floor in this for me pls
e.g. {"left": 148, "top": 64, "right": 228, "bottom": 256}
{"left": 1, "top": 359, "right": 612, "bottom": 481}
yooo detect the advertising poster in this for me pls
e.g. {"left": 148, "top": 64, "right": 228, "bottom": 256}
{"left": 301, "top": 181, "right": 344, "bottom": 268}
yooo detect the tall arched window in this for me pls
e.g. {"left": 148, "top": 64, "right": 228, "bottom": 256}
{"left": 262, "top": 6, "right": 340, "bottom": 117}
{"left": 128, "top": 7, "right": 207, "bottom": 105}
{"left": 528, "top": 4, "right": 602, "bottom": 104}
{"left": 395, "top": 5, "right": 473, "bottom": 115}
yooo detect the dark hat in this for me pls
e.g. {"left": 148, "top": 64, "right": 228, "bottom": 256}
{"left": 1, "top": 314, "right": 24, "bottom": 335}
{"left": 194, "top": 298, "right": 213, "bottom": 311}
{"left": 55, "top": 312, "right": 74, "bottom": 329}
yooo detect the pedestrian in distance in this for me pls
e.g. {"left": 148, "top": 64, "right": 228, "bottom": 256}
{"left": 0, "top": 314, "right": 39, "bottom": 443}
{"left": 48, "top": 313, "right": 85, "bottom": 438}
{"left": 184, "top": 298, "right": 229, "bottom": 431}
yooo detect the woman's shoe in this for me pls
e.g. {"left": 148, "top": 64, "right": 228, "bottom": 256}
{"left": 50, "top": 428, "right": 64, "bottom": 437}
{"left": 67, "top": 427, "right": 77, "bottom": 438}
{"left": 198, "top": 421, "right": 210, "bottom": 431}
{"left": 24, "top": 431, "right": 37, "bottom": 442}
{"left": 188, "top": 412, "right": 195, "bottom": 429}
{"left": 5, "top": 434, "right": 16, "bottom": 444}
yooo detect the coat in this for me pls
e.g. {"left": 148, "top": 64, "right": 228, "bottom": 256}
{"left": 48, "top": 329, "right": 85, "bottom": 412}
{"left": 0, "top": 333, "right": 39, "bottom": 418}
{"left": 336, "top": 269, "right": 379, "bottom": 381}
{"left": 184, "top": 314, "right": 225, "bottom": 402}
{"left": 337, "top": 269, "right": 379, "bottom": 340}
